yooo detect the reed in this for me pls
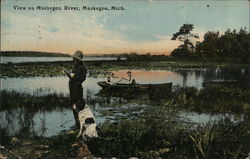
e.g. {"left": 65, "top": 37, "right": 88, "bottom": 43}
{"left": 163, "top": 85, "right": 250, "bottom": 114}
{"left": 1, "top": 90, "right": 70, "bottom": 112}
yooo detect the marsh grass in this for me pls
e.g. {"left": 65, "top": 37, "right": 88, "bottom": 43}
{"left": 1, "top": 114, "right": 249, "bottom": 159}
{"left": 164, "top": 84, "right": 250, "bottom": 114}
{"left": 189, "top": 116, "right": 250, "bottom": 159}
{"left": 1, "top": 90, "right": 70, "bottom": 112}
{"left": 189, "top": 122, "right": 216, "bottom": 158}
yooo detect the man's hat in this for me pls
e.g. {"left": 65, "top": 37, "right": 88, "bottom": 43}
{"left": 72, "top": 50, "right": 83, "bottom": 61}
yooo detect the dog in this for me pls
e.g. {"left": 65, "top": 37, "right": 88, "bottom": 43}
{"left": 72, "top": 104, "right": 98, "bottom": 140}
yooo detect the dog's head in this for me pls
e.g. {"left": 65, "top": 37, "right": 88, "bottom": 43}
{"left": 72, "top": 100, "right": 85, "bottom": 113}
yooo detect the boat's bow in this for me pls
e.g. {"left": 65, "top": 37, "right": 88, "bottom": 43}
{"left": 97, "top": 81, "right": 111, "bottom": 89}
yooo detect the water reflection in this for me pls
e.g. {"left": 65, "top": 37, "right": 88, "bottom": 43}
{"left": 1, "top": 77, "right": 101, "bottom": 97}
{"left": 0, "top": 108, "right": 75, "bottom": 137}
{"left": 2, "top": 68, "right": 249, "bottom": 94}
{"left": 1, "top": 67, "right": 249, "bottom": 137}
{"left": 1, "top": 70, "right": 204, "bottom": 95}
{"left": 110, "top": 70, "right": 205, "bottom": 89}
{"left": 179, "top": 111, "right": 244, "bottom": 125}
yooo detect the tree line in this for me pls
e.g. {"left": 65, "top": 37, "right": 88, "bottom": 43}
{"left": 119, "top": 24, "right": 249, "bottom": 62}
{"left": 170, "top": 24, "right": 250, "bottom": 62}
{"left": 121, "top": 53, "right": 170, "bottom": 61}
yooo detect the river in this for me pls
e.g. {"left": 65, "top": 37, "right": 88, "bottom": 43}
{"left": 0, "top": 67, "right": 248, "bottom": 137}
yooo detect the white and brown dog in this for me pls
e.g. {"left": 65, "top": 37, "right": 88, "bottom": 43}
{"left": 73, "top": 104, "right": 98, "bottom": 140}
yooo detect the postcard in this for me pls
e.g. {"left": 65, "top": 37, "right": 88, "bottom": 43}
{"left": 0, "top": 0, "right": 249, "bottom": 158}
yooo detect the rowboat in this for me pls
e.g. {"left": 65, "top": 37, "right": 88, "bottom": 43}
{"left": 97, "top": 81, "right": 172, "bottom": 104}
{"left": 97, "top": 81, "right": 172, "bottom": 91}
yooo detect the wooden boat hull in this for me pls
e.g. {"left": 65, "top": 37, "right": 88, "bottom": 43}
{"left": 97, "top": 81, "right": 172, "bottom": 104}
{"left": 97, "top": 81, "right": 172, "bottom": 91}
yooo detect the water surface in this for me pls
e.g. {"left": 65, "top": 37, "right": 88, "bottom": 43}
{"left": 1, "top": 67, "right": 249, "bottom": 137}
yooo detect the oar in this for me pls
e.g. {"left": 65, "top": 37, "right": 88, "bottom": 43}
{"left": 101, "top": 78, "right": 124, "bottom": 92}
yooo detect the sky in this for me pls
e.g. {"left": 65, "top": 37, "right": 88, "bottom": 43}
{"left": 1, "top": 0, "right": 249, "bottom": 55}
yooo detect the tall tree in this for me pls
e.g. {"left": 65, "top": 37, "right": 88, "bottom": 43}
{"left": 171, "top": 24, "right": 199, "bottom": 49}
{"left": 170, "top": 24, "right": 199, "bottom": 58}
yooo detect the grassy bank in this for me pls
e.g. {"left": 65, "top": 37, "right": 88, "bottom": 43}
{"left": 88, "top": 111, "right": 250, "bottom": 159}
{"left": 1, "top": 107, "right": 249, "bottom": 159}
{"left": 1, "top": 60, "right": 250, "bottom": 78}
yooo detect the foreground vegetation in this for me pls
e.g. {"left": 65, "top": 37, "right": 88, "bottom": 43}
{"left": 2, "top": 109, "right": 249, "bottom": 159}
{"left": 1, "top": 83, "right": 250, "bottom": 158}
{"left": 88, "top": 111, "right": 250, "bottom": 159}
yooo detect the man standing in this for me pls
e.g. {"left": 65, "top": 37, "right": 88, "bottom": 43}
{"left": 63, "top": 50, "right": 87, "bottom": 128}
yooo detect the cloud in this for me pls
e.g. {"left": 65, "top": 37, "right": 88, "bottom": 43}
{"left": 1, "top": 8, "right": 179, "bottom": 54}
{"left": 48, "top": 27, "right": 59, "bottom": 33}
{"left": 119, "top": 25, "right": 137, "bottom": 31}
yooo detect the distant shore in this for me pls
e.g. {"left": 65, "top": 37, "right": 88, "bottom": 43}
{"left": 0, "top": 51, "right": 121, "bottom": 57}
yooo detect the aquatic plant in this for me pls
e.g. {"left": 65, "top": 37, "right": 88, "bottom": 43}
{"left": 1, "top": 90, "right": 70, "bottom": 112}
{"left": 1, "top": 60, "right": 249, "bottom": 78}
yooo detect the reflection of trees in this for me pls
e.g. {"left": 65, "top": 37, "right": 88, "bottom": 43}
{"left": 18, "top": 107, "right": 35, "bottom": 137}
{"left": 172, "top": 69, "right": 188, "bottom": 87}
{"left": 173, "top": 67, "right": 250, "bottom": 86}
{"left": 222, "top": 67, "right": 250, "bottom": 84}
{"left": 5, "top": 109, "right": 18, "bottom": 135}
{"left": 0, "top": 108, "right": 35, "bottom": 137}
{"left": 181, "top": 71, "right": 188, "bottom": 87}
{"left": 1, "top": 91, "right": 71, "bottom": 137}
{"left": 40, "top": 111, "right": 47, "bottom": 136}
{"left": 204, "top": 67, "right": 250, "bottom": 85}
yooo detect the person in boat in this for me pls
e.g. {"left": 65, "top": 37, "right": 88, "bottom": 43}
{"left": 122, "top": 71, "right": 136, "bottom": 84}
{"left": 62, "top": 50, "right": 87, "bottom": 128}
{"left": 105, "top": 71, "right": 136, "bottom": 85}
{"left": 105, "top": 73, "right": 119, "bottom": 85}
{"left": 105, "top": 76, "right": 112, "bottom": 84}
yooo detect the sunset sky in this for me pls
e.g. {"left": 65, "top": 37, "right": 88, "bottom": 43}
{"left": 1, "top": 0, "right": 249, "bottom": 55}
